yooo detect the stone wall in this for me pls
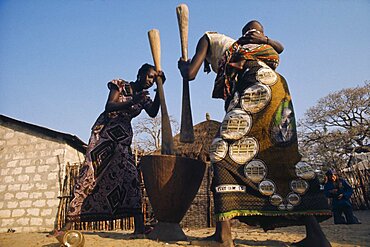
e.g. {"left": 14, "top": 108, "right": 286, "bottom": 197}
{"left": 0, "top": 124, "right": 84, "bottom": 233}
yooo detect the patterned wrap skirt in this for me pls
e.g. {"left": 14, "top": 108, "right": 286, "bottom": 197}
{"left": 66, "top": 112, "right": 142, "bottom": 222}
{"left": 210, "top": 60, "right": 331, "bottom": 230}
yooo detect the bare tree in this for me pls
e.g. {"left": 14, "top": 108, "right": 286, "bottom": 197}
{"left": 298, "top": 82, "right": 370, "bottom": 170}
{"left": 132, "top": 114, "right": 179, "bottom": 153}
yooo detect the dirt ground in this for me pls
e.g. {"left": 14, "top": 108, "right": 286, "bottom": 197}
{"left": 1, "top": 210, "right": 369, "bottom": 247}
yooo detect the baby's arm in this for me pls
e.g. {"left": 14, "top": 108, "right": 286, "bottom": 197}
{"left": 237, "top": 31, "right": 284, "bottom": 54}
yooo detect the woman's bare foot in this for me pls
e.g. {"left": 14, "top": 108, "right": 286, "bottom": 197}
{"left": 191, "top": 221, "right": 235, "bottom": 247}
{"left": 47, "top": 222, "right": 72, "bottom": 243}
{"left": 46, "top": 229, "right": 66, "bottom": 244}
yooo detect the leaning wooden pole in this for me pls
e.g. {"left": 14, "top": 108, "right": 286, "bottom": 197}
{"left": 147, "top": 29, "right": 174, "bottom": 154}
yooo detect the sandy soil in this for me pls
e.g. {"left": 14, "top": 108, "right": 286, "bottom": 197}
{"left": 1, "top": 210, "right": 369, "bottom": 247}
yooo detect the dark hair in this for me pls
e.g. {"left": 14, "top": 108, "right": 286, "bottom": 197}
{"left": 242, "top": 20, "right": 264, "bottom": 35}
{"left": 137, "top": 63, "right": 155, "bottom": 79}
{"left": 325, "top": 169, "right": 336, "bottom": 177}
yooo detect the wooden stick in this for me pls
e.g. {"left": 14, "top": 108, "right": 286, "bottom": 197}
{"left": 177, "top": 4, "right": 195, "bottom": 143}
{"left": 148, "top": 29, "right": 174, "bottom": 154}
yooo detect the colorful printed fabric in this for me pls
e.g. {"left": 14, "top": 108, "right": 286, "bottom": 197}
{"left": 211, "top": 61, "right": 331, "bottom": 230}
{"left": 231, "top": 43, "right": 280, "bottom": 68}
{"left": 212, "top": 42, "right": 280, "bottom": 100}
{"left": 66, "top": 80, "right": 152, "bottom": 222}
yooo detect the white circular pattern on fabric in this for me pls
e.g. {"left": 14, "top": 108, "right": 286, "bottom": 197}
{"left": 258, "top": 179, "right": 276, "bottom": 196}
{"left": 220, "top": 109, "right": 252, "bottom": 140}
{"left": 287, "top": 192, "right": 301, "bottom": 206}
{"left": 256, "top": 66, "right": 278, "bottom": 86}
{"left": 227, "top": 91, "right": 240, "bottom": 112}
{"left": 278, "top": 203, "right": 286, "bottom": 210}
{"left": 286, "top": 203, "right": 294, "bottom": 211}
{"left": 240, "top": 83, "right": 272, "bottom": 114}
{"left": 270, "top": 194, "right": 283, "bottom": 206}
{"left": 229, "top": 137, "right": 258, "bottom": 164}
{"left": 244, "top": 159, "right": 267, "bottom": 183}
{"left": 295, "top": 161, "right": 316, "bottom": 180}
{"left": 209, "top": 138, "right": 228, "bottom": 163}
{"left": 290, "top": 179, "right": 309, "bottom": 195}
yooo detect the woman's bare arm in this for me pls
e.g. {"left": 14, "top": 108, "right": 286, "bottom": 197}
{"left": 178, "top": 34, "right": 209, "bottom": 81}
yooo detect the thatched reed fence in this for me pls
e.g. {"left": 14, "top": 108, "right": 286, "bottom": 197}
{"left": 341, "top": 162, "right": 370, "bottom": 210}
{"left": 56, "top": 162, "right": 78, "bottom": 230}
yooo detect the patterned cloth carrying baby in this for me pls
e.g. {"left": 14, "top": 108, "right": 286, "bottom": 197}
{"left": 212, "top": 41, "right": 280, "bottom": 100}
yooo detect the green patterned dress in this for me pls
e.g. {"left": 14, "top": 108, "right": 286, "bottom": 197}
{"left": 209, "top": 42, "right": 331, "bottom": 230}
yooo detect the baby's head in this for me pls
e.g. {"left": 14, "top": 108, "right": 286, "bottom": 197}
{"left": 242, "top": 20, "right": 264, "bottom": 36}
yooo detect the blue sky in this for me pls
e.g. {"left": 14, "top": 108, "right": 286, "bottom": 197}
{"left": 1, "top": 0, "right": 369, "bottom": 142}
